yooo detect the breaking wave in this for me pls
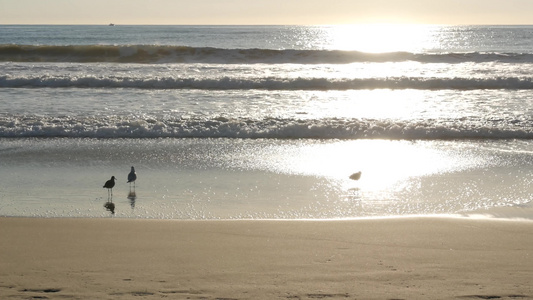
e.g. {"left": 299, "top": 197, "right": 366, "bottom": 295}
{"left": 2, "top": 44, "right": 533, "bottom": 64}
{"left": 3, "top": 75, "right": 533, "bottom": 90}
{"left": 0, "top": 115, "right": 531, "bottom": 139}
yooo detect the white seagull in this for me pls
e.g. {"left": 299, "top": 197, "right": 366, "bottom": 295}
{"left": 127, "top": 166, "right": 137, "bottom": 187}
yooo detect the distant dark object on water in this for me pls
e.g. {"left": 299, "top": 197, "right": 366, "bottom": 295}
{"left": 349, "top": 171, "right": 362, "bottom": 180}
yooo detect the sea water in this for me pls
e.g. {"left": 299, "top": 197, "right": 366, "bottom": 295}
{"left": 0, "top": 25, "right": 531, "bottom": 219}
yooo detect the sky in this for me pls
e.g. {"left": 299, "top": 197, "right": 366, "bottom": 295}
{"left": 1, "top": 0, "right": 533, "bottom": 25}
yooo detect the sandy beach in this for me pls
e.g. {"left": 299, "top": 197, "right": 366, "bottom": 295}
{"left": 1, "top": 217, "right": 532, "bottom": 300}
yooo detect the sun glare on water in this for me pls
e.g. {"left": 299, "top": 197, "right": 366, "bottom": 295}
{"left": 324, "top": 24, "right": 440, "bottom": 53}
{"left": 271, "top": 140, "right": 473, "bottom": 193}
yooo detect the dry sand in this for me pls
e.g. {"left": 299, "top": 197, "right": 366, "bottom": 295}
{"left": 1, "top": 217, "right": 532, "bottom": 299}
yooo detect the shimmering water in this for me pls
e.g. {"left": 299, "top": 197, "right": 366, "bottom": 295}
{"left": 0, "top": 25, "right": 532, "bottom": 219}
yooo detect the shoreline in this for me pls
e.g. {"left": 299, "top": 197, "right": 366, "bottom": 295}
{"left": 1, "top": 217, "right": 532, "bottom": 299}
{"left": 2, "top": 210, "right": 533, "bottom": 221}
{"left": 2, "top": 138, "right": 531, "bottom": 220}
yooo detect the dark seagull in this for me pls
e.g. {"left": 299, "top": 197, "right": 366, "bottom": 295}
{"left": 103, "top": 176, "right": 116, "bottom": 197}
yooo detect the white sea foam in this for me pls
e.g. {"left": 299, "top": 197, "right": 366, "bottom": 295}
{"left": 0, "top": 115, "right": 530, "bottom": 139}
{"left": 3, "top": 74, "right": 533, "bottom": 90}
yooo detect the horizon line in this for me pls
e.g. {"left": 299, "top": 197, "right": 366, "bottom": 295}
{"left": 2, "top": 23, "right": 533, "bottom": 26}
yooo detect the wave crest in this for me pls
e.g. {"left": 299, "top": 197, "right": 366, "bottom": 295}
{"left": 2, "top": 44, "right": 533, "bottom": 64}
{"left": 3, "top": 75, "right": 533, "bottom": 90}
{"left": 0, "top": 115, "right": 530, "bottom": 139}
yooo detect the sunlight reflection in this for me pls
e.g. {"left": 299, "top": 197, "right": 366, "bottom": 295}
{"left": 308, "top": 90, "right": 432, "bottom": 120}
{"left": 278, "top": 140, "right": 479, "bottom": 193}
{"left": 325, "top": 24, "right": 441, "bottom": 53}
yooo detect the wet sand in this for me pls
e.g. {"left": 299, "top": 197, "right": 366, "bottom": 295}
{"left": 1, "top": 217, "right": 532, "bottom": 299}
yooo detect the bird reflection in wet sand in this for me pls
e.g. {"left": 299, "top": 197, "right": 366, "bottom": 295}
{"left": 127, "top": 166, "right": 137, "bottom": 210}
{"left": 104, "top": 201, "right": 115, "bottom": 215}
{"left": 128, "top": 191, "right": 137, "bottom": 210}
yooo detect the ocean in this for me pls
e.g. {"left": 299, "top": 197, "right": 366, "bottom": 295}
{"left": 0, "top": 25, "right": 531, "bottom": 219}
